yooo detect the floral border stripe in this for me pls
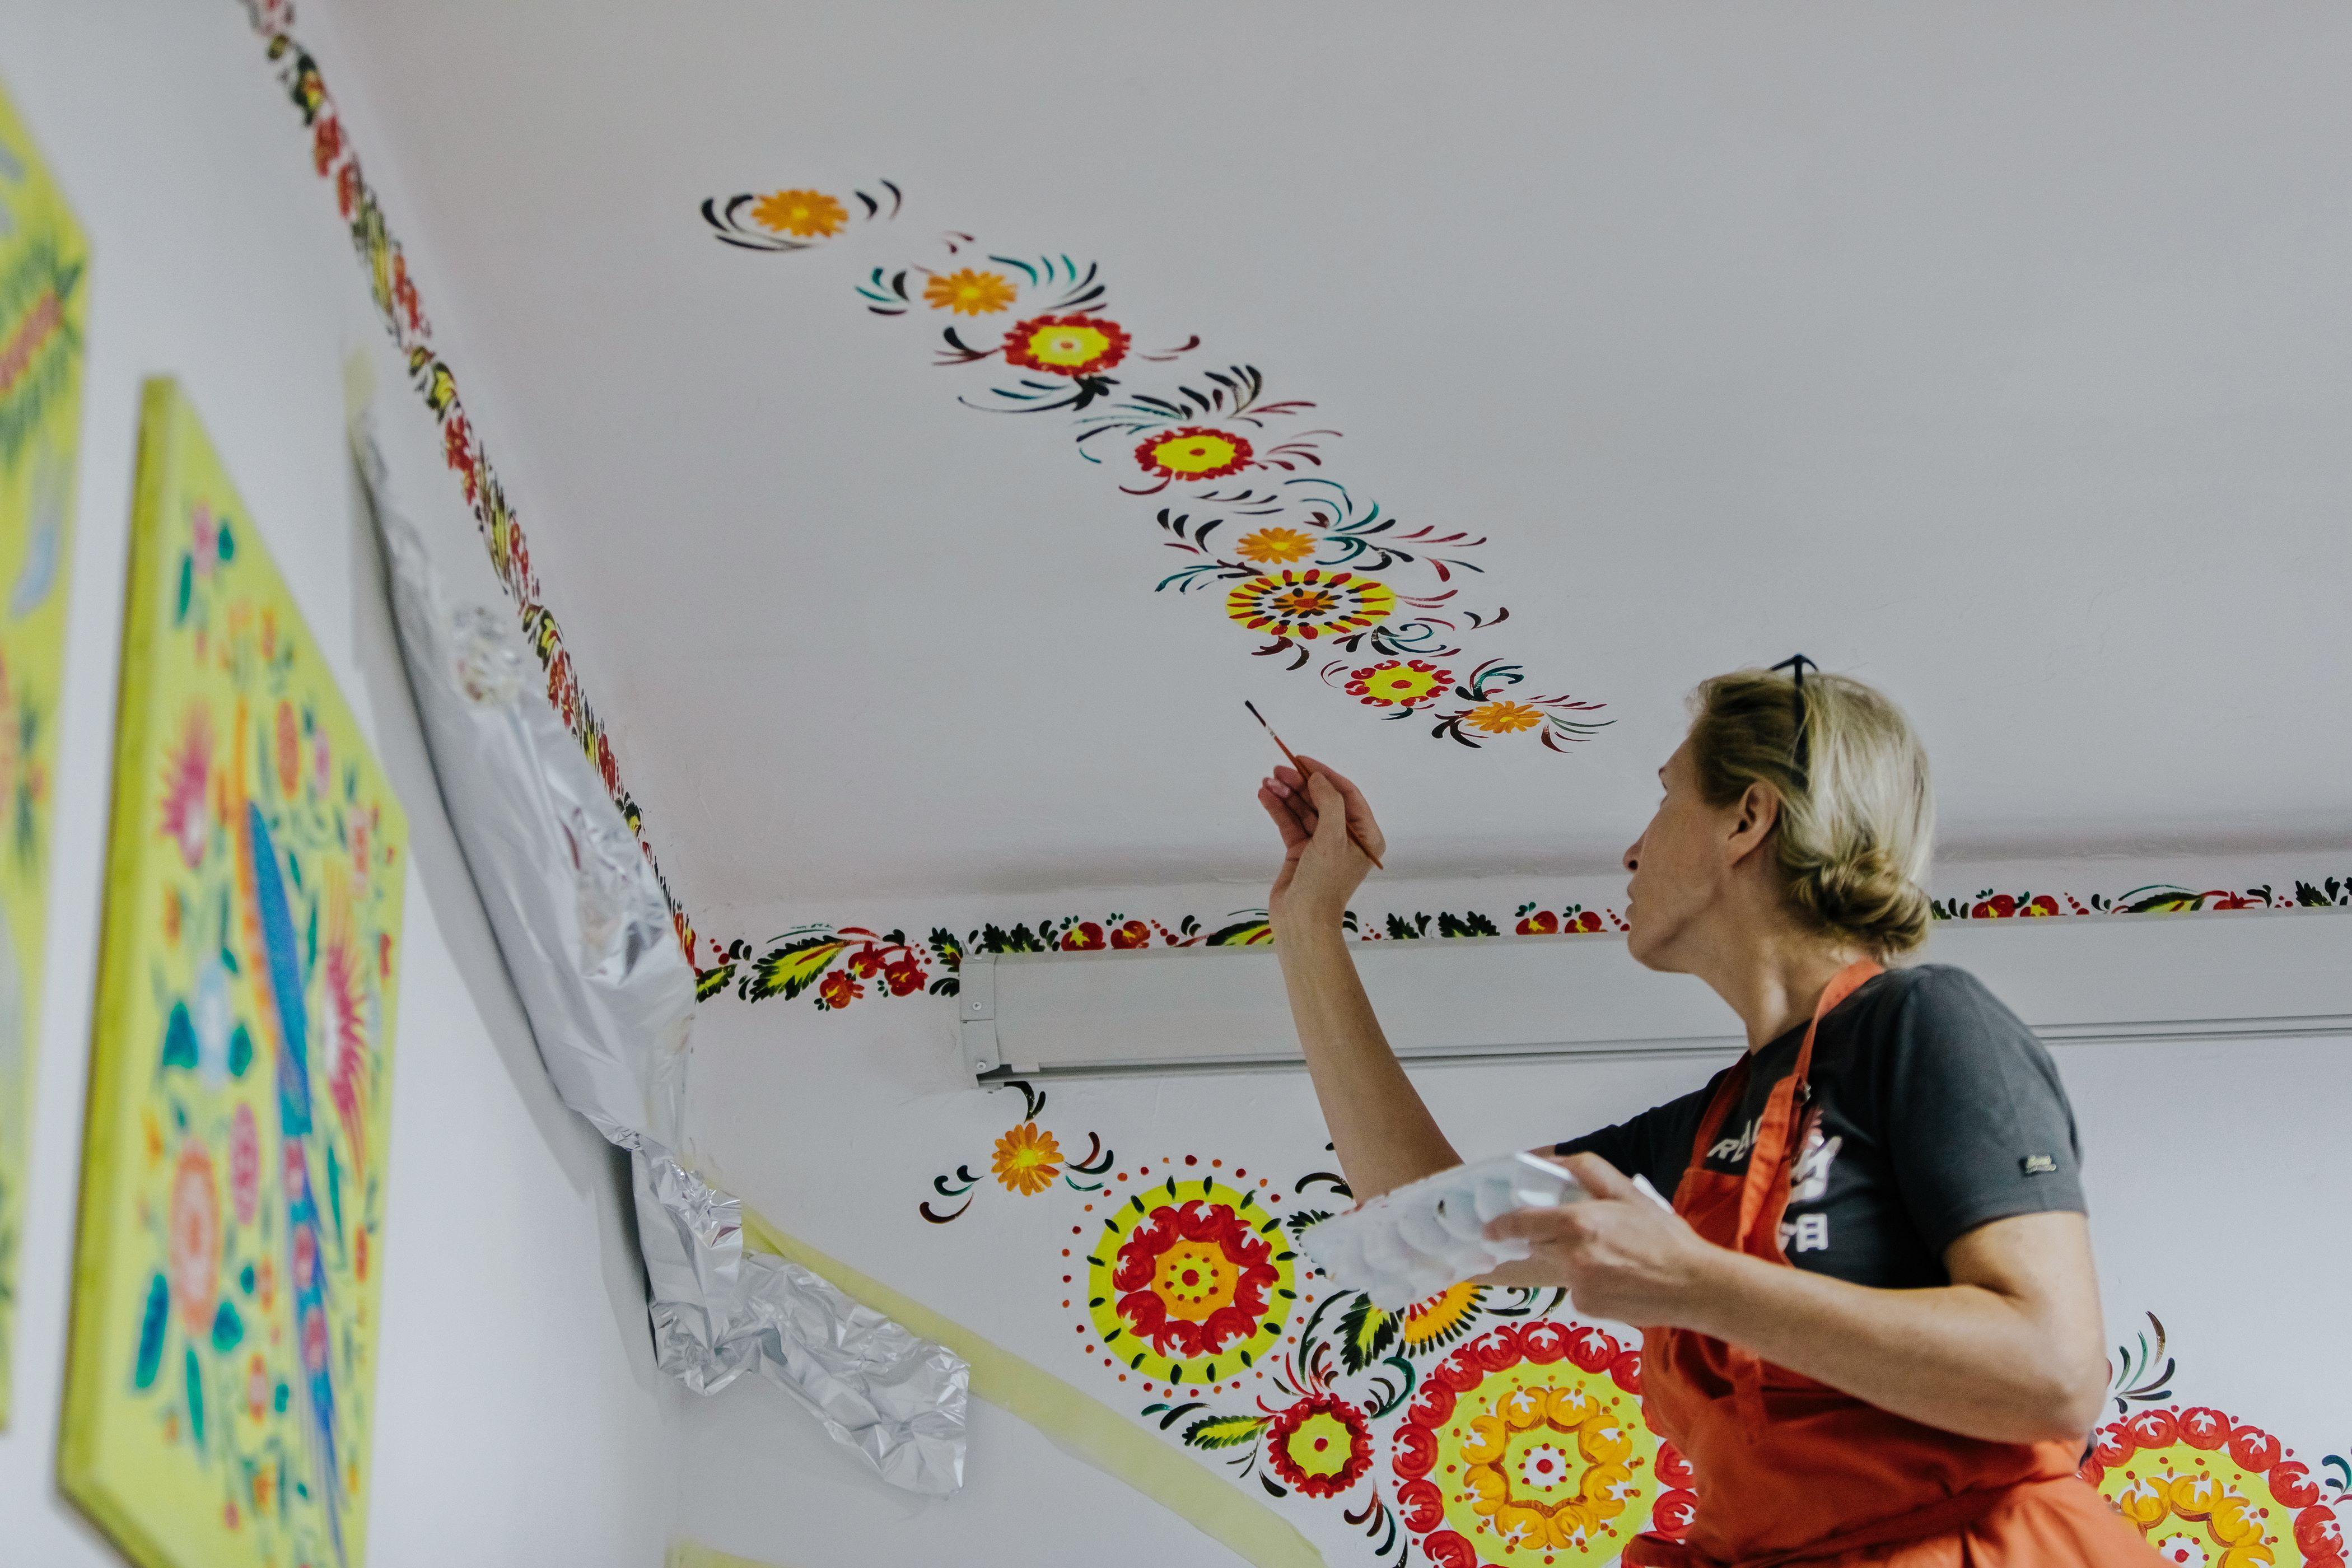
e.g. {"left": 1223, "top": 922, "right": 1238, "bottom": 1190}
{"left": 239, "top": 0, "right": 701, "bottom": 956}
{"left": 702, "top": 204, "right": 1613, "bottom": 756}
{"left": 696, "top": 874, "right": 2352, "bottom": 1012}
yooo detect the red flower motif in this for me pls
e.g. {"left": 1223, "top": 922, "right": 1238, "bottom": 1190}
{"left": 1133, "top": 425, "right": 1256, "bottom": 483}
{"left": 1109, "top": 1199, "right": 1278, "bottom": 1362}
{"left": 883, "top": 958, "right": 926, "bottom": 997}
{"left": 1262, "top": 1392, "right": 1375, "bottom": 1498}
{"left": 1655, "top": 1442, "right": 1695, "bottom": 1490}
{"left": 1109, "top": 920, "right": 1152, "bottom": 950}
{"left": 2176, "top": 1407, "right": 2229, "bottom": 1449}
{"left": 1060, "top": 921, "right": 1107, "bottom": 951}
{"left": 1653, "top": 1490, "right": 1700, "bottom": 1539}
{"left": 818, "top": 970, "right": 862, "bottom": 1009}
{"left": 1000, "top": 314, "right": 1131, "bottom": 377}
{"left": 1565, "top": 1323, "right": 1620, "bottom": 1374}
{"left": 1517, "top": 911, "right": 1560, "bottom": 935}
{"left": 1420, "top": 1533, "right": 1477, "bottom": 1568}
{"left": 847, "top": 945, "right": 886, "bottom": 979}
{"left": 335, "top": 160, "right": 360, "bottom": 218}
{"left": 1396, "top": 1477, "right": 1445, "bottom": 1532}
{"left": 2124, "top": 1409, "right": 2177, "bottom": 1449}
{"left": 311, "top": 115, "right": 342, "bottom": 175}
{"left": 1609, "top": 1346, "right": 1644, "bottom": 1393}
{"left": 2227, "top": 1424, "right": 2282, "bottom": 1472}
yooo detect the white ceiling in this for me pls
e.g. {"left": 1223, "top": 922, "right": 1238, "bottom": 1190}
{"left": 317, "top": 2, "right": 2351, "bottom": 916}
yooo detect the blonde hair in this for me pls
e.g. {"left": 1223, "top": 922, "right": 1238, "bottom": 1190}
{"left": 1686, "top": 667, "right": 1935, "bottom": 957}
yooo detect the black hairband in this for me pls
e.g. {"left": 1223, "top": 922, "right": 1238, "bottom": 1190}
{"left": 1768, "top": 653, "right": 1816, "bottom": 780}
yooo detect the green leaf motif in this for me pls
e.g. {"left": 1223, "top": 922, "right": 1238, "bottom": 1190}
{"left": 1338, "top": 1293, "right": 1397, "bottom": 1375}
{"left": 1206, "top": 918, "right": 1273, "bottom": 946}
{"left": 745, "top": 936, "right": 851, "bottom": 1002}
{"left": 694, "top": 963, "right": 736, "bottom": 1002}
{"left": 1182, "top": 1413, "right": 1268, "bottom": 1451}
{"left": 133, "top": 1274, "right": 169, "bottom": 1389}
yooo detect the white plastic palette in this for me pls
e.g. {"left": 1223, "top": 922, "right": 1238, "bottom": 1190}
{"left": 1297, "top": 1151, "right": 1587, "bottom": 1310}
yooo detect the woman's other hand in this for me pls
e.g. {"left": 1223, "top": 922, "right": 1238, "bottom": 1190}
{"left": 1259, "top": 756, "right": 1387, "bottom": 929}
{"left": 1482, "top": 1154, "right": 1722, "bottom": 1328}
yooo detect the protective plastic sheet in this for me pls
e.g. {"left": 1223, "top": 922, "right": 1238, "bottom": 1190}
{"left": 354, "top": 411, "right": 968, "bottom": 1495}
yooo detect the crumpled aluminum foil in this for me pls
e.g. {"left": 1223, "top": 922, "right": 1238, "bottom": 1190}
{"left": 353, "top": 414, "right": 968, "bottom": 1495}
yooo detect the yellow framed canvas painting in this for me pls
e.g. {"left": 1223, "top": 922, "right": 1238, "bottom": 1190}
{"left": 0, "top": 74, "right": 88, "bottom": 1425}
{"left": 63, "top": 380, "right": 405, "bottom": 1568}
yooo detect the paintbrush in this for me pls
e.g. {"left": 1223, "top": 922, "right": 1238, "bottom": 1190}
{"left": 1246, "top": 700, "right": 1385, "bottom": 871}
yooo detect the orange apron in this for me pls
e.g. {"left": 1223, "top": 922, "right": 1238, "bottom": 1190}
{"left": 1623, "top": 961, "right": 2162, "bottom": 1568}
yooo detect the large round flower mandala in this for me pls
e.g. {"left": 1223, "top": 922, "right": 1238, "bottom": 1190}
{"left": 1393, "top": 1322, "right": 1670, "bottom": 1567}
{"left": 1347, "top": 659, "right": 1454, "bottom": 710}
{"left": 1266, "top": 1392, "right": 1376, "bottom": 1498}
{"left": 1135, "top": 426, "right": 1256, "bottom": 482}
{"left": 1002, "top": 313, "right": 1131, "bottom": 376}
{"left": 1087, "top": 1178, "right": 1294, "bottom": 1386}
{"left": 1226, "top": 569, "right": 1397, "bottom": 642}
{"left": 2087, "top": 1407, "right": 2345, "bottom": 1567}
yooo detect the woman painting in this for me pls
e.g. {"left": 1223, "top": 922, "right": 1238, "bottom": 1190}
{"left": 1256, "top": 663, "right": 2159, "bottom": 1566}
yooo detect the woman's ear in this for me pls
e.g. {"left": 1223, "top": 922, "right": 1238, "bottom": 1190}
{"left": 1727, "top": 780, "right": 1781, "bottom": 865}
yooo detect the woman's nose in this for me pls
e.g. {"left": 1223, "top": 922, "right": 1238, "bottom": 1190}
{"left": 1622, "top": 838, "right": 1641, "bottom": 874}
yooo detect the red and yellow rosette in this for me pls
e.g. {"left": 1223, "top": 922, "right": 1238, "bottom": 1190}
{"left": 1086, "top": 1178, "right": 1294, "bottom": 1386}
{"left": 2086, "top": 1407, "right": 2345, "bottom": 1567}
{"left": 1391, "top": 1320, "right": 1684, "bottom": 1567}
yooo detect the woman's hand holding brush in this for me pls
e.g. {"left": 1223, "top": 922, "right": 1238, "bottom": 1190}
{"left": 1258, "top": 755, "right": 1388, "bottom": 929}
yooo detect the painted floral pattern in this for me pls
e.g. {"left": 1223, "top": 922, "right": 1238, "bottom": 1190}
{"left": 248, "top": 7, "right": 704, "bottom": 971}
{"left": 1087, "top": 1177, "right": 1295, "bottom": 1387}
{"left": 2087, "top": 1407, "right": 2345, "bottom": 1567}
{"left": 64, "top": 393, "right": 407, "bottom": 1568}
{"left": 922, "top": 1081, "right": 1114, "bottom": 1221}
{"left": 717, "top": 214, "right": 1614, "bottom": 751}
{"left": 1392, "top": 1322, "right": 1668, "bottom": 1567}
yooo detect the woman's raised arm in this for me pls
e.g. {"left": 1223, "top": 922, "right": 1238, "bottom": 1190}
{"left": 1259, "top": 759, "right": 1459, "bottom": 1199}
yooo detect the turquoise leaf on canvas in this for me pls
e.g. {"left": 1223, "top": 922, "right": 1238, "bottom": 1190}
{"left": 183, "top": 1343, "right": 207, "bottom": 1451}
{"left": 216, "top": 519, "right": 234, "bottom": 560}
{"left": 174, "top": 554, "right": 193, "bottom": 625}
{"left": 211, "top": 1299, "right": 244, "bottom": 1353}
{"left": 240, "top": 1262, "right": 256, "bottom": 1294}
{"left": 133, "top": 1273, "right": 169, "bottom": 1389}
{"left": 160, "top": 1001, "right": 198, "bottom": 1071}
{"left": 228, "top": 1023, "right": 253, "bottom": 1077}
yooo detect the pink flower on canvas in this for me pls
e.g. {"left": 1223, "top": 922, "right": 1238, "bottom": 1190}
{"left": 168, "top": 1144, "right": 221, "bottom": 1337}
{"left": 312, "top": 731, "right": 330, "bottom": 795}
{"left": 191, "top": 503, "right": 219, "bottom": 578}
{"left": 158, "top": 705, "right": 214, "bottom": 870}
{"left": 229, "top": 1104, "right": 260, "bottom": 1225}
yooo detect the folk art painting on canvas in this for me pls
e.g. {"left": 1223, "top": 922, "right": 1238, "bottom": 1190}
{"left": 0, "top": 74, "right": 86, "bottom": 1426}
{"left": 62, "top": 381, "right": 406, "bottom": 1568}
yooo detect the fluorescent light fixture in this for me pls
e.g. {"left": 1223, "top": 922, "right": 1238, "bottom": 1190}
{"left": 956, "top": 907, "right": 2352, "bottom": 1081}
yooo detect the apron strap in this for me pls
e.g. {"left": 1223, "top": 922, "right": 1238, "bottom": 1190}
{"left": 1724, "top": 958, "right": 1882, "bottom": 1430}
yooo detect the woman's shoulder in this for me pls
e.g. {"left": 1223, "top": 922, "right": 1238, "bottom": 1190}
{"left": 1849, "top": 963, "right": 2046, "bottom": 1058}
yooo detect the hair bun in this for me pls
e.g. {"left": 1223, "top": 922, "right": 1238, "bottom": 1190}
{"left": 1789, "top": 844, "right": 1931, "bottom": 957}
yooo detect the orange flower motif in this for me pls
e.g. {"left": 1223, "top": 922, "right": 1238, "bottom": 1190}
{"left": 991, "top": 1122, "right": 1063, "bottom": 1196}
{"left": 1235, "top": 526, "right": 1317, "bottom": 566}
{"left": 923, "top": 268, "right": 1017, "bottom": 316}
{"left": 1465, "top": 699, "right": 1544, "bottom": 735}
{"left": 274, "top": 701, "right": 301, "bottom": 795}
{"left": 749, "top": 189, "right": 848, "bottom": 238}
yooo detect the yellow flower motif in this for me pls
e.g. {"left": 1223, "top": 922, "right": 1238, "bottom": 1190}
{"left": 1282, "top": 1408, "right": 1362, "bottom": 1482}
{"left": 923, "top": 268, "right": 1017, "bottom": 316}
{"left": 1398, "top": 1281, "right": 1484, "bottom": 1350}
{"left": 1235, "top": 526, "right": 1317, "bottom": 565}
{"left": 1145, "top": 430, "right": 1245, "bottom": 477}
{"left": 749, "top": 189, "right": 848, "bottom": 239}
{"left": 1466, "top": 699, "right": 1544, "bottom": 734}
{"left": 990, "top": 1121, "right": 1063, "bottom": 1196}
{"left": 1020, "top": 321, "right": 1120, "bottom": 370}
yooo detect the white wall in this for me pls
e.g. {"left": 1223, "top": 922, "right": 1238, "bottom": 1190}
{"left": 0, "top": 7, "right": 678, "bottom": 1563}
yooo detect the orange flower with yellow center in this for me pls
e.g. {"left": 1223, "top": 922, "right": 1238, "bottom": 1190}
{"left": 1136, "top": 426, "right": 1253, "bottom": 482}
{"left": 923, "top": 268, "right": 1017, "bottom": 316}
{"left": 749, "top": 189, "right": 848, "bottom": 238}
{"left": 1398, "top": 1282, "right": 1485, "bottom": 1351}
{"left": 1235, "top": 526, "right": 1317, "bottom": 565}
{"left": 1466, "top": 699, "right": 1544, "bottom": 734}
{"left": 990, "top": 1122, "right": 1063, "bottom": 1196}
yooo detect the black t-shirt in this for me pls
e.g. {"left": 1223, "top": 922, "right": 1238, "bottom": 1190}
{"left": 1553, "top": 965, "right": 2087, "bottom": 1290}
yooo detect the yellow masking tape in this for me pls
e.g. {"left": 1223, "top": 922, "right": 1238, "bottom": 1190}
{"left": 667, "top": 1541, "right": 790, "bottom": 1568}
{"left": 742, "top": 1209, "right": 1326, "bottom": 1568}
